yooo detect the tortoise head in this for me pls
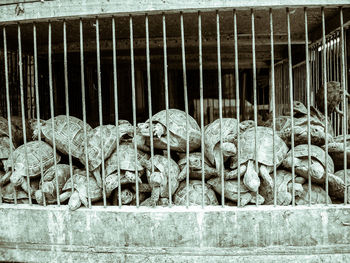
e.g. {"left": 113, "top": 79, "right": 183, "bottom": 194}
{"left": 30, "top": 119, "right": 44, "bottom": 140}
{"left": 149, "top": 171, "right": 165, "bottom": 188}
{"left": 10, "top": 163, "right": 26, "bottom": 186}
{"left": 137, "top": 122, "right": 150, "bottom": 136}
{"left": 42, "top": 181, "right": 55, "bottom": 196}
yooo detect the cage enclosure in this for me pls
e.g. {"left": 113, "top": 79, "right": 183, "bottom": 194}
{"left": 1, "top": 0, "right": 350, "bottom": 262}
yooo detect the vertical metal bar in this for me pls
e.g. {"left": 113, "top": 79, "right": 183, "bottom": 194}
{"left": 145, "top": 14, "right": 155, "bottom": 182}
{"left": 336, "top": 32, "right": 340, "bottom": 81}
{"left": 287, "top": 8, "right": 296, "bottom": 206}
{"left": 304, "top": 8, "right": 312, "bottom": 206}
{"left": 216, "top": 10, "right": 224, "bottom": 207}
{"left": 48, "top": 22, "right": 59, "bottom": 206}
{"left": 340, "top": 7, "right": 347, "bottom": 205}
{"left": 63, "top": 20, "right": 75, "bottom": 199}
{"left": 18, "top": 23, "right": 32, "bottom": 205}
{"left": 198, "top": 11, "right": 205, "bottom": 208}
{"left": 162, "top": 13, "right": 172, "bottom": 207}
{"left": 80, "top": 18, "right": 91, "bottom": 208}
{"left": 33, "top": 23, "right": 46, "bottom": 206}
{"left": 3, "top": 27, "right": 16, "bottom": 204}
{"left": 95, "top": 17, "right": 107, "bottom": 207}
{"left": 180, "top": 12, "right": 191, "bottom": 208}
{"left": 112, "top": 17, "right": 122, "bottom": 208}
{"left": 321, "top": 8, "right": 329, "bottom": 205}
{"left": 269, "top": 9, "right": 277, "bottom": 207}
{"left": 130, "top": 15, "right": 139, "bottom": 207}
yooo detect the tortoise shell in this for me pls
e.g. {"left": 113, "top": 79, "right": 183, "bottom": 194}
{"left": 316, "top": 81, "right": 343, "bottom": 116}
{"left": 41, "top": 164, "right": 72, "bottom": 197}
{"left": 141, "top": 109, "right": 201, "bottom": 152}
{"left": 37, "top": 115, "right": 92, "bottom": 159}
{"left": 204, "top": 118, "right": 239, "bottom": 166}
{"left": 0, "top": 136, "right": 14, "bottom": 160}
{"left": 10, "top": 140, "right": 61, "bottom": 178}
{"left": 174, "top": 180, "right": 218, "bottom": 206}
{"left": 295, "top": 184, "right": 332, "bottom": 205}
{"left": 327, "top": 135, "right": 350, "bottom": 171}
{"left": 2, "top": 183, "right": 29, "bottom": 203}
{"left": 177, "top": 152, "right": 217, "bottom": 180}
{"left": 105, "top": 143, "right": 149, "bottom": 176}
{"left": 233, "top": 126, "right": 288, "bottom": 168}
{"left": 146, "top": 155, "right": 180, "bottom": 198}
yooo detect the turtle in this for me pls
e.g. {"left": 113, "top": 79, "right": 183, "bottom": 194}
{"left": 295, "top": 184, "right": 332, "bottom": 205}
{"left": 1, "top": 182, "right": 30, "bottom": 204}
{"left": 326, "top": 134, "right": 350, "bottom": 171}
{"left": 0, "top": 136, "right": 15, "bottom": 161}
{"left": 282, "top": 144, "right": 334, "bottom": 183}
{"left": 207, "top": 177, "right": 264, "bottom": 206}
{"left": 144, "top": 154, "right": 180, "bottom": 206}
{"left": 204, "top": 118, "right": 254, "bottom": 171}
{"left": 80, "top": 122, "right": 133, "bottom": 187}
{"left": 259, "top": 170, "right": 304, "bottom": 205}
{"left": 60, "top": 169, "right": 102, "bottom": 211}
{"left": 322, "top": 169, "right": 350, "bottom": 203}
{"left": 316, "top": 81, "right": 350, "bottom": 117}
{"left": 177, "top": 152, "right": 217, "bottom": 181}
{"left": 111, "top": 188, "right": 147, "bottom": 206}
{"left": 8, "top": 141, "right": 61, "bottom": 190}
{"left": 32, "top": 115, "right": 93, "bottom": 160}
{"left": 0, "top": 116, "right": 32, "bottom": 147}
{"left": 105, "top": 143, "right": 149, "bottom": 186}
{"left": 138, "top": 109, "right": 201, "bottom": 152}
{"left": 231, "top": 126, "right": 289, "bottom": 193}
{"left": 173, "top": 180, "right": 218, "bottom": 206}
{"left": 282, "top": 100, "right": 308, "bottom": 117}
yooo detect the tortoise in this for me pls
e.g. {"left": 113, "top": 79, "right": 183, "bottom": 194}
{"left": 282, "top": 144, "right": 334, "bottom": 183}
{"left": 0, "top": 136, "right": 15, "bottom": 161}
{"left": 326, "top": 134, "right": 350, "bottom": 171}
{"left": 322, "top": 169, "right": 350, "bottom": 203}
{"left": 138, "top": 109, "right": 201, "bottom": 152}
{"left": 282, "top": 101, "right": 308, "bottom": 117}
{"left": 80, "top": 123, "right": 133, "bottom": 187}
{"left": 0, "top": 116, "right": 33, "bottom": 147}
{"left": 177, "top": 152, "right": 217, "bottom": 181}
{"left": 60, "top": 169, "right": 102, "bottom": 211}
{"left": 204, "top": 118, "right": 254, "bottom": 171}
{"left": 231, "top": 126, "right": 289, "bottom": 193}
{"left": 295, "top": 184, "right": 332, "bottom": 205}
{"left": 207, "top": 177, "right": 264, "bottom": 206}
{"left": 1, "top": 182, "right": 30, "bottom": 204}
{"left": 173, "top": 180, "right": 218, "bottom": 206}
{"left": 111, "top": 188, "right": 148, "bottom": 206}
{"left": 32, "top": 115, "right": 93, "bottom": 160}
{"left": 259, "top": 170, "right": 304, "bottom": 205}
{"left": 8, "top": 141, "right": 61, "bottom": 189}
{"left": 316, "top": 81, "right": 350, "bottom": 117}
{"left": 144, "top": 154, "right": 180, "bottom": 206}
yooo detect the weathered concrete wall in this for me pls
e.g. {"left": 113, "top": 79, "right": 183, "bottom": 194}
{"left": 1, "top": 204, "right": 350, "bottom": 262}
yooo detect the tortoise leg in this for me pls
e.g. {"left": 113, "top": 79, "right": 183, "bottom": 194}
{"left": 59, "top": 191, "right": 72, "bottom": 203}
{"left": 224, "top": 164, "right": 247, "bottom": 180}
{"left": 177, "top": 165, "right": 188, "bottom": 182}
{"left": 0, "top": 171, "right": 11, "bottom": 186}
{"left": 153, "top": 123, "right": 166, "bottom": 138}
{"left": 259, "top": 164, "right": 274, "bottom": 192}
{"left": 92, "top": 168, "right": 102, "bottom": 188}
{"left": 221, "top": 142, "right": 237, "bottom": 157}
{"left": 239, "top": 192, "right": 252, "bottom": 207}
{"left": 150, "top": 187, "right": 160, "bottom": 207}
{"left": 68, "top": 190, "right": 82, "bottom": 211}
{"left": 243, "top": 160, "right": 260, "bottom": 192}
{"left": 214, "top": 148, "right": 224, "bottom": 175}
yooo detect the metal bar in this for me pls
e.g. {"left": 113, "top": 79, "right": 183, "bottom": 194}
{"left": 63, "top": 20, "right": 75, "bottom": 199}
{"left": 3, "top": 27, "right": 16, "bottom": 204}
{"left": 216, "top": 10, "right": 224, "bottom": 207}
{"left": 322, "top": 7, "right": 329, "bottom": 205}
{"left": 287, "top": 8, "right": 295, "bottom": 206}
{"left": 198, "top": 11, "right": 205, "bottom": 208}
{"left": 48, "top": 22, "right": 59, "bottom": 206}
{"left": 162, "top": 13, "right": 172, "bottom": 207}
{"left": 33, "top": 23, "right": 46, "bottom": 206}
{"left": 340, "top": 7, "right": 347, "bottom": 205}
{"left": 145, "top": 14, "right": 155, "bottom": 182}
{"left": 95, "top": 17, "right": 107, "bottom": 207}
{"left": 80, "top": 18, "right": 91, "bottom": 208}
{"left": 129, "top": 15, "right": 139, "bottom": 207}
{"left": 180, "top": 11, "right": 191, "bottom": 208}
{"left": 304, "top": 8, "right": 312, "bottom": 206}
{"left": 269, "top": 9, "right": 277, "bottom": 207}
{"left": 234, "top": 8, "right": 241, "bottom": 207}
{"left": 18, "top": 23, "right": 32, "bottom": 205}
{"left": 112, "top": 16, "right": 122, "bottom": 208}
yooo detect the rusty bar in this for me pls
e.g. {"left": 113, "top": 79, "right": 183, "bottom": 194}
{"left": 321, "top": 7, "right": 329, "bottom": 205}
{"left": 80, "top": 18, "right": 91, "bottom": 208}
{"left": 340, "top": 7, "right": 347, "bottom": 205}
{"left": 48, "top": 22, "right": 59, "bottom": 206}
{"left": 269, "top": 9, "right": 277, "bottom": 207}
{"left": 129, "top": 15, "right": 140, "bottom": 207}
{"left": 33, "top": 23, "right": 46, "bottom": 206}
{"left": 180, "top": 12, "right": 191, "bottom": 208}
{"left": 3, "top": 27, "right": 16, "bottom": 204}
{"left": 287, "top": 8, "right": 296, "bottom": 206}
{"left": 63, "top": 20, "right": 75, "bottom": 198}
{"left": 112, "top": 17, "right": 122, "bottom": 208}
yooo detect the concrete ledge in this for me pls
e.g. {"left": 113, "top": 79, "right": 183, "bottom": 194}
{"left": 1, "top": 204, "right": 350, "bottom": 262}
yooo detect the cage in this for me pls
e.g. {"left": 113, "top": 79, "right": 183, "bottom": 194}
{"left": 1, "top": 0, "right": 350, "bottom": 262}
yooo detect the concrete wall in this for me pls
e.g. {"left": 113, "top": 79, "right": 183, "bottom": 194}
{"left": 1, "top": 204, "right": 350, "bottom": 262}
